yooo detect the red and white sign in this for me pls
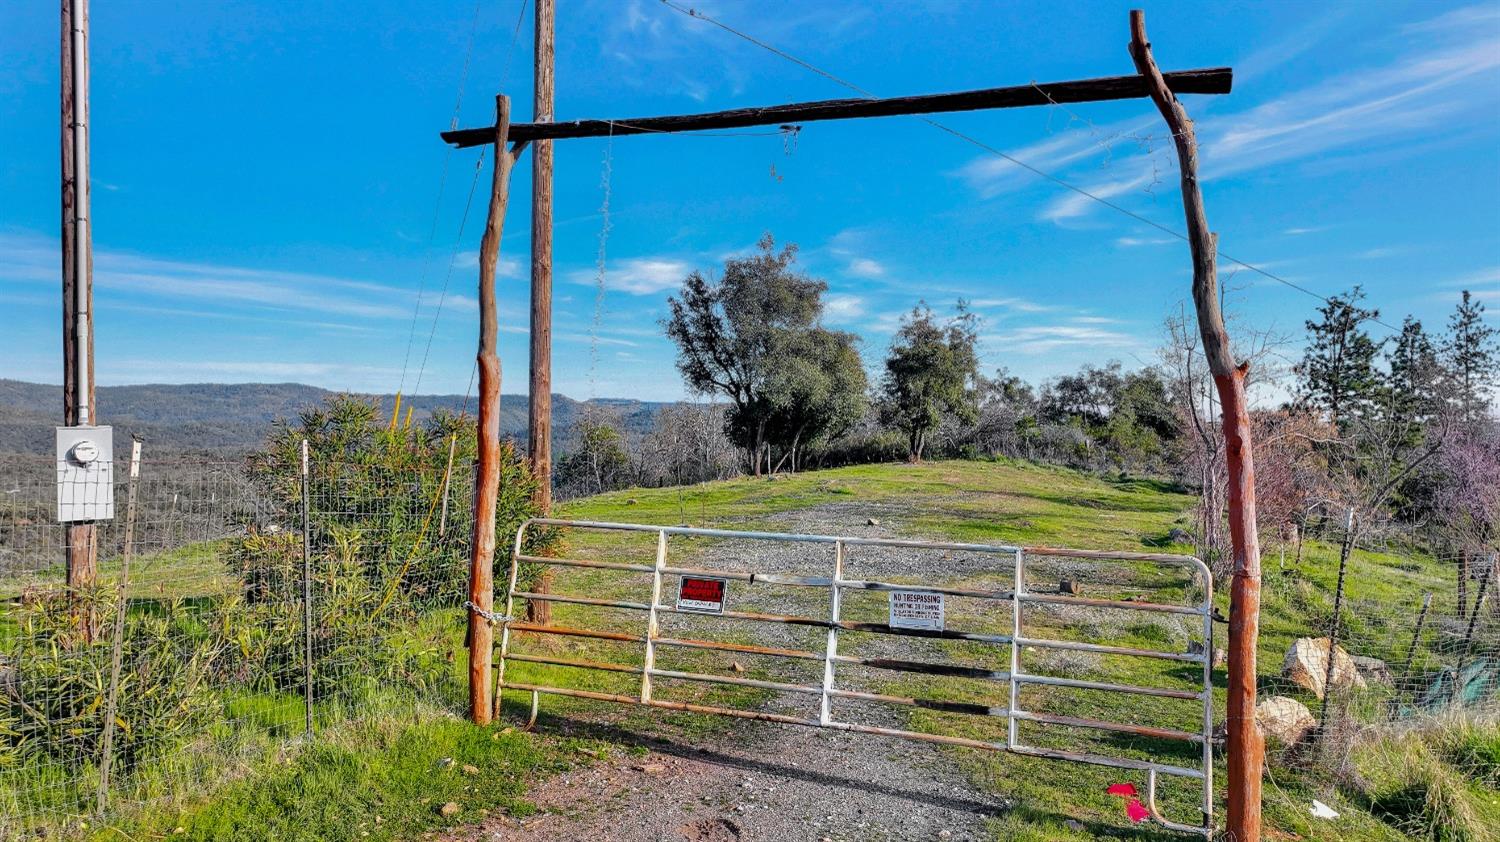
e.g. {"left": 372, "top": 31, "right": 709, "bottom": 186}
{"left": 676, "top": 576, "right": 728, "bottom": 614}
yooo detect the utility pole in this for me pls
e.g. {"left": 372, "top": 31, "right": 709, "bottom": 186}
{"left": 62, "top": 0, "right": 98, "bottom": 601}
{"left": 1130, "top": 11, "right": 1262, "bottom": 840}
{"left": 527, "top": 0, "right": 556, "bottom": 626}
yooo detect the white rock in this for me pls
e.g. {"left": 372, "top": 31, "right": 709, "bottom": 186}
{"left": 1281, "top": 637, "right": 1366, "bottom": 700}
{"left": 1255, "top": 695, "right": 1317, "bottom": 746}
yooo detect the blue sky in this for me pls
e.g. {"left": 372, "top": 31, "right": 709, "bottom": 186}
{"left": 2, "top": 0, "right": 1497, "bottom": 402}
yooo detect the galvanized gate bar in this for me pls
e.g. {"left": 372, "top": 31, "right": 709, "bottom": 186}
{"left": 499, "top": 518, "right": 1216, "bottom": 836}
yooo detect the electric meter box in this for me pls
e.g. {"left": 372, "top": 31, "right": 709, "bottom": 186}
{"left": 56, "top": 426, "right": 114, "bottom": 522}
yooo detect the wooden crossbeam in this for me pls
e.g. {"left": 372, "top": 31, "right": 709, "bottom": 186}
{"left": 442, "top": 67, "right": 1231, "bottom": 148}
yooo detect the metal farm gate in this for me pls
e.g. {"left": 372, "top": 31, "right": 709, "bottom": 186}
{"left": 493, "top": 519, "right": 1216, "bottom": 836}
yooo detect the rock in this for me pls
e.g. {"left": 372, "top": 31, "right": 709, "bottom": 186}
{"left": 436, "top": 757, "right": 456, "bottom": 770}
{"left": 626, "top": 498, "right": 640, "bottom": 505}
{"left": 1282, "top": 637, "right": 1367, "bottom": 700}
{"left": 461, "top": 763, "right": 480, "bottom": 776}
{"left": 1065, "top": 819, "right": 1086, "bottom": 832}
{"left": 641, "top": 763, "right": 667, "bottom": 774}
{"left": 437, "top": 802, "right": 460, "bottom": 818}
{"left": 1167, "top": 527, "right": 1193, "bottom": 544}
{"left": 1256, "top": 695, "right": 1317, "bottom": 746}
{"left": 1060, "top": 579, "right": 1080, "bottom": 595}
{"left": 729, "top": 661, "right": 747, "bottom": 673}
{"left": 1351, "top": 655, "right": 1392, "bottom": 687}
{"left": 1214, "top": 648, "right": 1227, "bottom": 669}
{"left": 866, "top": 517, "right": 880, "bottom": 526}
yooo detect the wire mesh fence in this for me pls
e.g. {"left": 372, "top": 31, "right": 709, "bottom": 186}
{"left": 2, "top": 443, "right": 1497, "bottom": 834}
{"left": 0, "top": 446, "right": 479, "bottom": 836}
{"left": 1258, "top": 540, "right": 1500, "bottom": 774}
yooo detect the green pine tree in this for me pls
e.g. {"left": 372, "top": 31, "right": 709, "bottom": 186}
{"left": 1296, "top": 285, "right": 1385, "bottom": 428}
{"left": 1444, "top": 290, "right": 1498, "bottom": 423}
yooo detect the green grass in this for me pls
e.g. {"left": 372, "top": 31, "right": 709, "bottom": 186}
{"left": 94, "top": 698, "right": 609, "bottom": 842}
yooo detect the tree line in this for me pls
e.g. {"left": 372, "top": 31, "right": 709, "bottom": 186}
{"left": 556, "top": 234, "right": 1498, "bottom": 586}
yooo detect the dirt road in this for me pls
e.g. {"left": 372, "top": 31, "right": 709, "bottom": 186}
{"left": 436, "top": 713, "right": 1006, "bottom": 841}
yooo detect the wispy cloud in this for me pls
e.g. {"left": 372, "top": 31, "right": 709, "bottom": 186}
{"left": 1442, "top": 266, "right": 1500, "bottom": 288}
{"left": 108, "top": 358, "right": 401, "bottom": 385}
{"left": 956, "top": 4, "right": 1500, "bottom": 226}
{"left": 0, "top": 230, "right": 418, "bottom": 322}
{"left": 967, "top": 296, "right": 1053, "bottom": 314}
{"left": 456, "top": 251, "right": 522, "bottom": 279}
{"left": 1116, "top": 236, "right": 1176, "bottom": 248}
{"left": 985, "top": 323, "right": 1142, "bottom": 355}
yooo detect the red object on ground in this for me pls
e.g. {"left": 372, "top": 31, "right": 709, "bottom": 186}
{"left": 1125, "top": 798, "right": 1150, "bottom": 823}
{"left": 1107, "top": 783, "right": 1138, "bottom": 797}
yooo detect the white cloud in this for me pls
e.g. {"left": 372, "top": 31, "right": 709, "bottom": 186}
{"left": 1116, "top": 236, "right": 1176, "bottom": 247}
{"left": 1282, "top": 227, "right": 1327, "bottom": 236}
{"left": 571, "top": 256, "right": 691, "bottom": 295}
{"left": 846, "top": 257, "right": 885, "bottom": 278}
{"left": 823, "top": 293, "right": 866, "bottom": 323}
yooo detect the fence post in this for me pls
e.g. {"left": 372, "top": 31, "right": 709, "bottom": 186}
{"left": 1398, "top": 592, "right": 1433, "bottom": 684}
{"left": 95, "top": 438, "right": 142, "bottom": 815}
{"left": 301, "top": 438, "right": 313, "bottom": 735}
{"left": 1453, "top": 557, "right": 1495, "bottom": 705}
{"left": 1317, "top": 508, "right": 1355, "bottom": 741}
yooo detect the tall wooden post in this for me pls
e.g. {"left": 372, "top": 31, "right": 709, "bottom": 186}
{"left": 1130, "top": 11, "right": 1263, "bottom": 840}
{"left": 470, "top": 95, "right": 522, "bottom": 725}
{"left": 62, "top": 0, "right": 98, "bottom": 605}
{"left": 526, "top": 0, "right": 556, "bottom": 626}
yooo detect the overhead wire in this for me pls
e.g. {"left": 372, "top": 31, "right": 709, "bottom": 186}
{"left": 412, "top": 0, "right": 532, "bottom": 398}
{"left": 656, "top": 0, "right": 1403, "bottom": 333}
{"left": 398, "top": 0, "right": 489, "bottom": 396}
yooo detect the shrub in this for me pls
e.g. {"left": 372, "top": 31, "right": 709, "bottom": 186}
{"left": 1, "top": 588, "right": 224, "bottom": 772}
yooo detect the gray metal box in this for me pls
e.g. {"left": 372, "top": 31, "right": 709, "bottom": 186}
{"left": 56, "top": 426, "right": 114, "bottom": 522}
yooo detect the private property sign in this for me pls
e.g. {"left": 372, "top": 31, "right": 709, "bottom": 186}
{"left": 888, "top": 590, "right": 945, "bottom": 631}
{"left": 676, "top": 576, "right": 728, "bottom": 614}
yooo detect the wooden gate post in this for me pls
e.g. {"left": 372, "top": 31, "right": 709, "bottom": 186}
{"left": 1130, "top": 11, "right": 1263, "bottom": 839}
{"left": 470, "top": 95, "right": 526, "bottom": 725}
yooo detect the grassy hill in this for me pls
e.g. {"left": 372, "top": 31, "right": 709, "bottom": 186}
{"left": 0, "top": 379, "right": 664, "bottom": 455}
{"left": 24, "top": 459, "right": 1495, "bottom": 841}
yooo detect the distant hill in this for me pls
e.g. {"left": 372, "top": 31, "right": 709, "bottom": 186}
{"left": 0, "top": 379, "right": 665, "bottom": 457}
